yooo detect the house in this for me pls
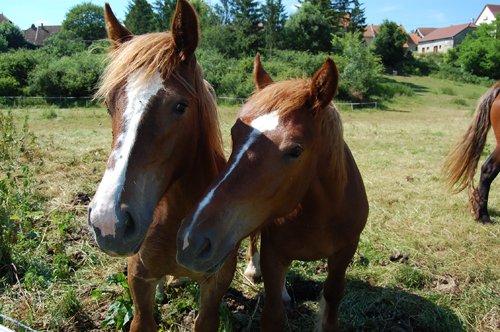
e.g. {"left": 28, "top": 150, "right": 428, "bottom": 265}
{"left": 407, "top": 33, "right": 421, "bottom": 52}
{"left": 418, "top": 23, "right": 476, "bottom": 53}
{"left": 415, "top": 27, "right": 437, "bottom": 39}
{"left": 476, "top": 4, "right": 500, "bottom": 25}
{"left": 22, "top": 23, "right": 62, "bottom": 47}
{"left": 363, "top": 24, "right": 379, "bottom": 45}
{"left": 363, "top": 24, "right": 419, "bottom": 51}
{"left": 0, "top": 14, "right": 12, "bottom": 25}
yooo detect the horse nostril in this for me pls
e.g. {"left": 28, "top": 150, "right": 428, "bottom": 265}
{"left": 87, "top": 208, "right": 92, "bottom": 226}
{"left": 195, "top": 236, "right": 214, "bottom": 261}
{"left": 122, "top": 212, "right": 138, "bottom": 242}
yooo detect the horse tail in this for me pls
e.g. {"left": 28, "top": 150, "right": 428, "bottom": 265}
{"left": 442, "top": 83, "right": 500, "bottom": 201}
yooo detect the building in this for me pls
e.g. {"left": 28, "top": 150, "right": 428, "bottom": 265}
{"left": 415, "top": 27, "right": 437, "bottom": 39}
{"left": 363, "top": 24, "right": 379, "bottom": 45}
{"left": 363, "top": 24, "right": 419, "bottom": 51}
{"left": 418, "top": 23, "right": 476, "bottom": 53}
{"left": 0, "top": 14, "right": 12, "bottom": 25}
{"left": 476, "top": 4, "right": 500, "bottom": 25}
{"left": 22, "top": 23, "right": 62, "bottom": 47}
{"left": 407, "top": 33, "right": 421, "bottom": 52}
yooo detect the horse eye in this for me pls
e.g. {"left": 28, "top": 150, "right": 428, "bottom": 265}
{"left": 287, "top": 147, "right": 302, "bottom": 159}
{"left": 175, "top": 103, "right": 188, "bottom": 114}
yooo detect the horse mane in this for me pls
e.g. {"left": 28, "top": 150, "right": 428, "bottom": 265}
{"left": 95, "top": 32, "right": 224, "bottom": 159}
{"left": 248, "top": 79, "right": 348, "bottom": 189}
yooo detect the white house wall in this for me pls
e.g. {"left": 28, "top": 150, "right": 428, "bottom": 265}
{"left": 418, "top": 39, "right": 454, "bottom": 53}
{"left": 477, "top": 7, "right": 495, "bottom": 25}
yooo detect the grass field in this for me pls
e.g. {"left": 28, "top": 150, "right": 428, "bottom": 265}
{"left": 0, "top": 74, "right": 499, "bottom": 332}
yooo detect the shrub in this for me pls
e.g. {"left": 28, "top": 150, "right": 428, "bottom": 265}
{"left": 27, "top": 53, "right": 106, "bottom": 97}
{"left": 439, "top": 87, "right": 455, "bottom": 95}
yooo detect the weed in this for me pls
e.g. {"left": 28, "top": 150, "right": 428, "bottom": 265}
{"left": 440, "top": 87, "right": 456, "bottom": 95}
{"left": 60, "top": 288, "right": 83, "bottom": 318}
{"left": 394, "top": 265, "right": 430, "bottom": 290}
{"left": 93, "top": 272, "right": 134, "bottom": 330}
{"left": 450, "top": 98, "right": 468, "bottom": 106}
{"left": 40, "top": 109, "right": 58, "bottom": 119}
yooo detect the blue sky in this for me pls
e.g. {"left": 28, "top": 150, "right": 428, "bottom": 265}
{"left": 1, "top": 0, "right": 488, "bottom": 32}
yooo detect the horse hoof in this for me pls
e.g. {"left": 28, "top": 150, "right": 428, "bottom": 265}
{"left": 475, "top": 215, "right": 493, "bottom": 224}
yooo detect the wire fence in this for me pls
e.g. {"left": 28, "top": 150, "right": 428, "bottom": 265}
{"left": 0, "top": 96, "right": 377, "bottom": 111}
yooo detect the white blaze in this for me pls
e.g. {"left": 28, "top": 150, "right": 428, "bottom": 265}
{"left": 90, "top": 70, "right": 163, "bottom": 237}
{"left": 182, "top": 111, "right": 280, "bottom": 249}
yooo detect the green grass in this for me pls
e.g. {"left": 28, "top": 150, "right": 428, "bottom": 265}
{"left": 0, "top": 75, "right": 498, "bottom": 331}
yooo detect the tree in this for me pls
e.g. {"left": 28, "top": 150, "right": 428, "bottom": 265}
{"left": 125, "top": 0, "right": 155, "bottom": 35}
{"left": 452, "top": 15, "right": 500, "bottom": 79}
{"left": 231, "top": 0, "right": 263, "bottom": 55}
{"left": 344, "top": 0, "right": 366, "bottom": 36}
{"left": 372, "top": 19, "right": 408, "bottom": 67}
{"left": 190, "top": 0, "right": 218, "bottom": 29}
{"left": 42, "top": 31, "right": 87, "bottom": 57}
{"left": 332, "top": 31, "right": 382, "bottom": 99}
{"left": 62, "top": 2, "right": 106, "bottom": 42}
{"left": 0, "top": 22, "right": 26, "bottom": 51}
{"left": 214, "top": 0, "right": 235, "bottom": 25}
{"left": 152, "top": 0, "right": 177, "bottom": 31}
{"left": 261, "top": 0, "right": 287, "bottom": 54}
{"left": 283, "top": 3, "right": 333, "bottom": 53}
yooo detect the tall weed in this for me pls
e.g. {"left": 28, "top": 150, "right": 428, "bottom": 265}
{"left": 0, "top": 111, "right": 42, "bottom": 281}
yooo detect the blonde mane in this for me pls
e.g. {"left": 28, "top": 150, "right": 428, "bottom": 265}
{"left": 247, "top": 79, "right": 347, "bottom": 188}
{"left": 95, "top": 32, "right": 224, "bottom": 159}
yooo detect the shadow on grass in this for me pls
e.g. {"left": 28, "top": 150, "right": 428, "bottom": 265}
{"left": 223, "top": 274, "right": 464, "bottom": 331}
{"left": 340, "top": 278, "right": 465, "bottom": 332}
{"left": 379, "top": 76, "right": 430, "bottom": 95}
{"left": 486, "top": 209, "right": 500, "bottom": 224}
{"left": 285, "top": 275, "right": 464, "bottom": 332}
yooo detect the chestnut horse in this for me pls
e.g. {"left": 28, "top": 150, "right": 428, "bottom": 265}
{"left": 177, "top": 55, "right": 369, "bottom": 331}
{"left": 87, "top": 1, "right": 237, "bottom": 331}
{"left": 443, "top": 82, "right": 500, "bottom": 224}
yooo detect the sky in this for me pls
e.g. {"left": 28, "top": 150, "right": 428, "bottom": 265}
{"left": 0, "top": 0, "right": 489, "bottom": 32}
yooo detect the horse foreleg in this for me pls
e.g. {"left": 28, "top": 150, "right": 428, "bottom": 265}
{"left": 318, "top": 240, "right": 359, "bottom": 332}
{"left": 474, "top": 148, "right": 500, "bottom": 224}
{"left": 194, "top": 251, "right": 237, "bottom": 332}
{"left": 260, "top": 239, "right": 290, "bottom": 332}
{"left": 128, "top": 254, "right": 162, "bottom": 332}
{"left": 244, "top": 231, "right": 262, "bottom": 284}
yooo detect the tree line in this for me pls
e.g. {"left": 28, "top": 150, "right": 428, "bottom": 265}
{"left": 0, "top": 0, "right": 497, "bottom": 101}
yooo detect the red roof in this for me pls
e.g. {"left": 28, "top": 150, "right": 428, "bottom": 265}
{"left": 0, "top": 14, "right": 11, "bottom": 24}
{"left": 417, "top": 27, "right": 437, "bottom": 37}
{"left": 407, "top": 33, "right": 421, "bottom": 45}
{"left": 419, "top": 23, "right": 477, "bottom": 43}
{"left": 22, "top": 24, "right": 62, "bottom": 46}
{"left": 363, "top": 25, "right": 379, "bottom": 38}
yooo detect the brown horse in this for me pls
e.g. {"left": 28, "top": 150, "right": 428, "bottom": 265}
{"left": 443, "top": 82, "right": 500, "bottom": 224}
{"left": 177, "top": 55, "right": 369, "bottom": 331}
{"left": 87, "top": 1, "right": 237, "bottom": 331}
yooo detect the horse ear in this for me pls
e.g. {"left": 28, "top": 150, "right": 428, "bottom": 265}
{"left": 309, "top": 57, "right": 339, "bottom": 114}
{"left": 105, "top": 3, "right": 133, "bottom": 48}
{"left": 171, "top": 0, "right": 199, "bottom": 61}
{"left": 254, "top": 53, "right": 274, "bottom": 91}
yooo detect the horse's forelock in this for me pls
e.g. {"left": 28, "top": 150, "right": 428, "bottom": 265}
{"left": 248, "top": 79, "right": 347, "bottom": 189}
{"left": 96, "top": 31, "right": 224, "bottom": 160}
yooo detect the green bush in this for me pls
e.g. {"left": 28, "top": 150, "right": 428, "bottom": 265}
{"left": 27, "top": 53, "right": 106, "bottom": 97}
